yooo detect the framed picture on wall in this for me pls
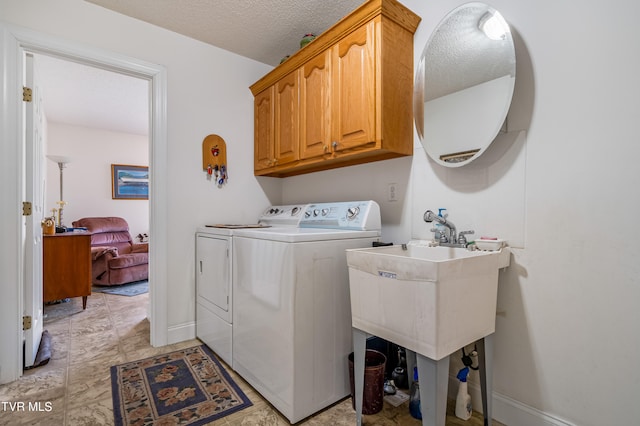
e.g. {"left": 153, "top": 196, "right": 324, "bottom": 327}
{"left": 111, "top": 164, "right": 149, "bottom": 200}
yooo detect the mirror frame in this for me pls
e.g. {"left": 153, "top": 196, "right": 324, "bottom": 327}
{"left": 414, "top": 2, "right": 516, "bottom": 167}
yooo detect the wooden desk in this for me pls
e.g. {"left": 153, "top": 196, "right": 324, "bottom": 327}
{"left": 43, "top": 232, "right": 92, "bottom": 309}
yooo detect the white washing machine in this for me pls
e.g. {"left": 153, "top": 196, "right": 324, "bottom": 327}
{"left": 195, "top": 204, "right": 308, "bottom": 367}
{"left": 232, "top": 201, "right": 381, "bottom": 423}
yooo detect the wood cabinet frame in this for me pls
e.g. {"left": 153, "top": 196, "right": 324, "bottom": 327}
{"left": 250, "top": 0, "right": 420, "bottom": 177}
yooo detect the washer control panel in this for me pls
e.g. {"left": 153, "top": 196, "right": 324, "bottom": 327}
{"left": 300, "top": 201, "right": 381, "bottom": 230}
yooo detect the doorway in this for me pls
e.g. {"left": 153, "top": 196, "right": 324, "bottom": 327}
{"left": 36, "top": 51, "right": 151, "bottom": 336}
{"left": 0, "top": 23, "right": 169, "bottom": 384}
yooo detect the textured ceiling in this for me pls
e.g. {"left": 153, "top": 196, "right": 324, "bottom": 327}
{"left": 85, "top": 0, "right": 364, "bottom": 66}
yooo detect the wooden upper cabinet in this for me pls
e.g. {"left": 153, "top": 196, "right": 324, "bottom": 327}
{"left": 250, "top": 0, "right": 420, "bottom": 177}
{"left": 300, "top": 50, "right": 332, "bottom": 161}
{"left": 332, "top": 20, "right": 377, "bottom": 153}
{"left": 274, "top": 71, "right": 299, "bottom": 166}
{"left": 254, "top": 87, "right": 274, "bottom": 171}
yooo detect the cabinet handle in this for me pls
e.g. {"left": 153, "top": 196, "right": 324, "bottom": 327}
{"left": 199, "top": 260, "right": 202, "bottom": 273}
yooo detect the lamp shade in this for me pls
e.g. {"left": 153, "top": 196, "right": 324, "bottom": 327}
{"left": 46, "top": 155, "right": 72, "bottom": 165}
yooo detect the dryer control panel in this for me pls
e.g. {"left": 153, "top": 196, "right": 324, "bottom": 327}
{"left": 300, "top": 201, "right": 381, "bottom": 230}
{"left": 257, "top": 204, "right": 309, "bottom": 227}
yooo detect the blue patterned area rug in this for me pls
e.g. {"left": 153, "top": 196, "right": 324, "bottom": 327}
{"left": 111, "top": 345, "right": 252, "bottom": 425}
{"left": 93, "top": 280, "right": 148, "bottom": 297}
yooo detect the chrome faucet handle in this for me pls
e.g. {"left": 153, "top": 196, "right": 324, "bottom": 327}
{"left": 430, "top": 228, "right": 447, "bottom": 242}
{"left": 458, "top": 230, "right": 474, "bottom": 245}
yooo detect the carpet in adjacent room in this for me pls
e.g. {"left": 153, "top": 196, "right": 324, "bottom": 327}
{"left": 92, "top": 280, "right": 148, "bottom": 296}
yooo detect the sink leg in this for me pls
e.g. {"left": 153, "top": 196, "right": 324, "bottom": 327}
{"left": 406, "top": 349, "right": 417, "bottom": 389}
{"left": 477, "top": 334, "right": 494, "bottom": 426}
{"left": 352, "top": 328, "right": 367, "bottom": 426}
{"left": 417, "top": 354, "right": 449, "bottom": 426}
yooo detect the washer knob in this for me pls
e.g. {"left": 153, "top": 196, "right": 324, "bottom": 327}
{"left": 347, "top": 206, "right": 360, "bottom": 220}
{"left": 313, "top": 209, "right": 320, "bottom": 217}
{"left": 321, "top": 208, "right": 329, "bottom": 216}
{"left": 291, "top": 207, "right": 300, "bottom": 215}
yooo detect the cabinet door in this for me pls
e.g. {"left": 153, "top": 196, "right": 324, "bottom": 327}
{"left": 300, "top": 51, "right": 332, "bottom": 160}
{"left": 196, "top": 235, "right": 230, "bottom": 316}
{"left": 274, "top": 70, "right": 299, "bottom": 165}
{"left": 332, "top": 21, "right": 377, "bottom": 152}
{"left": 254, "top": 86, "right": 275, "bottom": 171}
{"left": 43, "top": 234, "right": 91, "bottom": 302}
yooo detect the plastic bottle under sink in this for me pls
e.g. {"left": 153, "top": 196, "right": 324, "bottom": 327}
{"left": 455, "top": 366, "right": 472, "bottom": 420}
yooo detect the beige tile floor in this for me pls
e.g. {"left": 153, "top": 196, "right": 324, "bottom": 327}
{"left": 0, "top": 291, "right": 503, "bottom": 425}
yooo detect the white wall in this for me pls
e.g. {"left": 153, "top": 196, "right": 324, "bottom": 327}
{"left": 285, "top": 0, "right": 640, "bottom": 425}
{"left": 45, "top": 123, "right": 150, "bottom": 238}
{"left": 0, "top": 0, "right": 276, "bottom": 343}
{"left": 2, "top": 0, "right": 640, "bottom": 425}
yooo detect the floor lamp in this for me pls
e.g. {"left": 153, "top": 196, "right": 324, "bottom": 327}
{"left": 47, "top": 155, "right": 72, "bottom": 228}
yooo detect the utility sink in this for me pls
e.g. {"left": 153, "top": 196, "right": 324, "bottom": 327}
{"left": 346, "top": 241, "right": 510, "bottom": 360}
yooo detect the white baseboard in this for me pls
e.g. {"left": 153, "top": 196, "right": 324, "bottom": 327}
{"left": 448, "top": 376, "right": 576, "bottom": 426}
{"left": 167, "top": 321, "right": 196, "bottom": 345}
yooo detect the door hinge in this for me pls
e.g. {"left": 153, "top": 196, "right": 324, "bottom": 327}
{"left": 23, "top": 316, "right": 32, "bottom": 331}
{"left": 23, "top": 86, "right": 33, "bottom": 102}
{"left": 22, "top": 201, "right": 32, "bottom": 216}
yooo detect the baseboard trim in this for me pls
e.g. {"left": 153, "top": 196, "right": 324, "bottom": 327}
{"left": 167, "top": 321, "right": 196, "bottom": 345}
{"left": 448, "top": 376, "right": 576, "bottom": 426}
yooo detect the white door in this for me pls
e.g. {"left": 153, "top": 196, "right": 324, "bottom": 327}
{"left": 23, "top": 52, "right": 45, "bottom": 368}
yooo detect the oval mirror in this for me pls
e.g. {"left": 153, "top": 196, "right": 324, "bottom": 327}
{"left": 414, "top": 2, "right": 515, "bottom": 167}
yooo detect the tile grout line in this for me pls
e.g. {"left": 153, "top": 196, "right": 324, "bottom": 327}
{"left": 103, "top": 292, "right": 123, "bottom": 422}
{"left": 62, "top": 302, "right": 74, "bottom": 426}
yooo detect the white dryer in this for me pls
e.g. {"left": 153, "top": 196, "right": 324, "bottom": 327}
{"left": 195, "top": 204, "right": 308, "bottom": 367}
{"left": 232, "top": 201, "right": 381, "bottom": 423}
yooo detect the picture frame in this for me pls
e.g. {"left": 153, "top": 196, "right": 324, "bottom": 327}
{"left": 111, "top": 164, "right": 149, "bottom": 200}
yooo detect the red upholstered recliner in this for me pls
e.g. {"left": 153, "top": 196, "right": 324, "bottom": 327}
{"left": 71, "top": 217, "right": 148, "bottom": 286}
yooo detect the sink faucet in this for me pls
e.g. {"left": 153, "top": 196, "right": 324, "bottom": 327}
{"left": 423, "top": 210, "right": 473, "bottom": 248}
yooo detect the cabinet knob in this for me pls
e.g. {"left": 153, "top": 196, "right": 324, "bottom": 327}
{"left": 332, "top": 141, "right": 338, "bottom": 149}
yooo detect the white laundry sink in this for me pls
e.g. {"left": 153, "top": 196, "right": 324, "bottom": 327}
{"left": 346, "top": 241, "right": 510, "bottom": 360}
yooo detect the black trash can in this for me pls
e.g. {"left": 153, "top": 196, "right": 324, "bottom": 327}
{"left": 348, "top": 349, "right": 387, "bottom": 415}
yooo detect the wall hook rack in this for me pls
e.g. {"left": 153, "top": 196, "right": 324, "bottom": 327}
{"left": 202, "top": 134, "right": 228, "bottom": 187}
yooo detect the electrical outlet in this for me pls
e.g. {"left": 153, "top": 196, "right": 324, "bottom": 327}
{"left": 387, "top": 183, "right": 398, "bottom": 201}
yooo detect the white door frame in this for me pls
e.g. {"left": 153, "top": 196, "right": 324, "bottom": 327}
{"left": 0, "top": 22, "right": 169, "bottom": 384}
